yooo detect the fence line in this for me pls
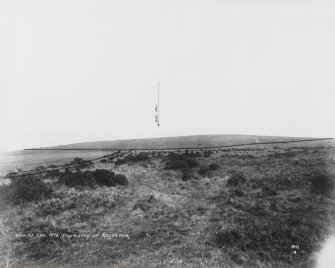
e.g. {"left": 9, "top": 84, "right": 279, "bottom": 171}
{"left": 4, "top": 137, "right": 333, "bottom": 179}
{"left": 24, "top": 137, "right": 333, "bottom": 152}
{"left": 6, "top": 150, "right": 132, "bottom": 179}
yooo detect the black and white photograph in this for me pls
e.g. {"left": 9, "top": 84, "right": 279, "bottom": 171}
{"left": 0, "top": 0, "right": 335, "bottom": 267}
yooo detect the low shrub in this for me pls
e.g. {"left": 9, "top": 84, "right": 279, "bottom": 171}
{"left": 125, "top": 152, "right": 150, "bottom": 162}
{"left": 214, "top": 228, "right": 241, "bottom": 248}
{"left": 115, "top": 158, "right": 126, "bottom": 166}
{"left": 92, "top": 169, "right": 116, "bottom": 186}
{"left": 261, "top": 186, "right": 277, "bottom": 196}
{"left": 269, "top": 151, "right": 297, "bottom": 159}
{"left": 310, "top": 171, "right": 334, "bottom": 195}
{"left": 226, "top": 171, "right": 247, "bottom": 187}
{"left": 242, "top": 154, "right": 256, "bottom": 159}
{"left": 69, "top": 157, "right": 93, "bottom": 169}
{"left": 165, "top": 153, "right": 199, "bottom": 170}
{"left": 5, "top": 175, "right": 53, "bottom": 205}
{"left": 47, "top": 165, "right": 58, "bottom": 168}
{"left": 35, "top": 166, "right": 47, "bottom": 171}
{"left": 234, "top": 189, "right": 244, "bottom": 196}
{"left": 58, "top": 169, "right": 128, "bottom": 188}
{"left": 46, "top": 169, "right": 61, "bottom": 177}
{"left": 203, "top": 151, "right": 213, "bottom": 158}
{"left": 71, "top": 157, "right": 85, "bottom": 164}
{"left": 114, "top": 174, "right": 129, "bottom": 186}
{"left": 59, "top": 171, "right": 96, "bottom": 188}
{"left": 198, "top": 166, "right": 209, "bottom": 177}
{"left": 165, "top": 159, "right": 189, "bottom": 170}
{"left": 5, "top": 172, "right": 18, "bottom": 178}
{"left": 181, "top": 168, "right": 194, "bottom": 181}
{"left": 198, "top": 163, "right": 220, "bottom": 177}
{"left": 209, "top": 163, "right": 220, "bottom": 170}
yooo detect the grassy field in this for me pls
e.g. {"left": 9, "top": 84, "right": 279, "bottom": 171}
{"left": 0, "top": 142, "right": 334, "bottom": 267}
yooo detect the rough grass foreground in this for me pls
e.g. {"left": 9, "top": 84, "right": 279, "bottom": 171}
{"left": 0, "top": 146, "right": 334, "bottom": 268}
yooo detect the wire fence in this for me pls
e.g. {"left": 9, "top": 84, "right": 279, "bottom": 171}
{"left": 5, "top": 150, "right": 133, "bottom": 179}
{"left": 24, "top": 137, "right": 333, "bottom": 151}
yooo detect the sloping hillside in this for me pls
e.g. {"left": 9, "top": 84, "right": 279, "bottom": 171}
{"left": 39, "top": 134, "right": 333, "bottom": 150}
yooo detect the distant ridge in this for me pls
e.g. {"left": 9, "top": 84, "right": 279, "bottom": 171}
{"left": 26, "top": 134, "right": 334, "bottom": 151}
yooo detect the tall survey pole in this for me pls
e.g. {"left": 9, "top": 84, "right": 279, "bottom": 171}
{"left": 155, "top": 82, "right": 160, "bottom": 127}
{"left": 157, "top": 82, "right": 160, "bottom": 127}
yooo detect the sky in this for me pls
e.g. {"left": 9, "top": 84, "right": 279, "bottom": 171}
{"left": 0, "top": 0, "right": 335, "bottom": 152}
